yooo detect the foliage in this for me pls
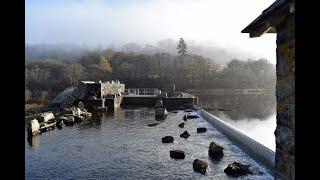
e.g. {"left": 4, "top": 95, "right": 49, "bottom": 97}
{"left": 25, "top": 46, "right": 276, "bottom": 104}
{"left": 177, "top": 38, "right": 188, "bottom": 55}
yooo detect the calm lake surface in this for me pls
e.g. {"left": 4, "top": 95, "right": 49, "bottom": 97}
{"left": 25, "top": 108, "right": 273, "bottom": 179}
{"left": 193, "top": 91, "right": 276, "bottom": 151}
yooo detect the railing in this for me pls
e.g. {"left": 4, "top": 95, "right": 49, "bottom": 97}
{"left": 124, "top": 88, "right": 161, "bottom": 96}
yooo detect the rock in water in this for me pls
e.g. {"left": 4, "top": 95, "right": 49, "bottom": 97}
{"left": 27, "top": 119, "right": 41, "bottom": 135}
{"left": 178, "top": 122, "right": 185, "bottom": 128}
{"left": 224, "top": 162, "right": 253, "bottom": 177}
{"left": 197, "top": 127, "right": 207, "bottom": 133}
{"left": 208, "top": 142, "right": 224, "bottom": 160}
{"left": 170, "top": 150, "right": 185, "bottom": 159}
{"left": 148, "top": 122, "right": 159, "bottom": 127}
{"left": 193, "top": 159, "right": 209, "bottom": 174}
{"left": 180, "top": 131, "right": 190, "bottom": 139}
{"left": 162, "top": 136, "right": 174, "bottom": 143}
{"left": 183, "top": 114, "right": 187, "bottom": 121}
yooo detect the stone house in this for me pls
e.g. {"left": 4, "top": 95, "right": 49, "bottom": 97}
{"left": 242, "top": 0, "right": 295, "bottom": 179}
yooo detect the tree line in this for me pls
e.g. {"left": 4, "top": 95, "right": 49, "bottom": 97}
{"left": 25, "top": 38, "right": 276, "bottom": 104}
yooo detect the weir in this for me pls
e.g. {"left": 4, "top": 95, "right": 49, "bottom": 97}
{"left": 198, "top": 109, "right": 275, "bottom": 175}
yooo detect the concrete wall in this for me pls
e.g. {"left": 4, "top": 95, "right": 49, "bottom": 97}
{"left": 275, "top": 13, "right": 295, "bottom": 180}
{"left": 121, "top": 97, "right": 197, "bottom": 109}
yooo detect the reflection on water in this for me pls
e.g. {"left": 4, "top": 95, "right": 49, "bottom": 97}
{"left": 194, "top": 91, "right": 276, "bottom": 151}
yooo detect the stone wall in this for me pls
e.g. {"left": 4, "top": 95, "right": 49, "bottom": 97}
{"left": 275, "top": 12, "right": 295, "bottom": 180}
{"left": 101, "top": 82, "right": 125, "bottom": 98}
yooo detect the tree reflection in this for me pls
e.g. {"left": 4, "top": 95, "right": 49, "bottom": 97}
{"left": 196, "top": 92, "right": 276, "bottom": 121}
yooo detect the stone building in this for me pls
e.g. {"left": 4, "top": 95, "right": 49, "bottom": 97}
{"left": 242, "top": 0, "right": 295, "bottom": 179}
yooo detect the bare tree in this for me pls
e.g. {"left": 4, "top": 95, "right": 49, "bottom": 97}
{"left": 65, "top": 63, "right": 84, "bottom": 86}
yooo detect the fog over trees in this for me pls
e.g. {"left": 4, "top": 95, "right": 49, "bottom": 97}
{"left": 26, "top": 39, "right": 269, "bottom": 65}
{"left": 25, "top": 39, "right": 276, "bottom": 104}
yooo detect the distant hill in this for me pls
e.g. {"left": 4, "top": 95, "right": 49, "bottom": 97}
{"left": 25, "top": 41, "right": 262, "bottom": 65}
{"left": 25, "top": 43, "right": 90, "bottom": 62}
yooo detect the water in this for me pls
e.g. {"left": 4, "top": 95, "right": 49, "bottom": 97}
{"left": 194, "top": 91, "right": 276, "bottom": 151}
{"left": 25, "top": 108, "right": 273, "bottom": 179}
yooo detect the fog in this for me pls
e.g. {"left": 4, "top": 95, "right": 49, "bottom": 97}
{"left": 26, "top": 0, "right": 276, "bottom": 64}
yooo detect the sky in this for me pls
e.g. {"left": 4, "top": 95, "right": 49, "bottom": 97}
{"left": 26, "top": 0, "right": 277, "bottom": 64}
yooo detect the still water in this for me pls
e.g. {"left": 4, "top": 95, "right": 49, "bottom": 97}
{"left": 194, "top": 92, "right": 276, "bottom": 151}
{"left": 25, "top": 108, "right": 273, "bottom": 179}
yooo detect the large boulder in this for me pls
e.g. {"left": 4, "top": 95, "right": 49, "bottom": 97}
{"left": 27, "top": 119, "right": 40, "bottom": 135}
{"left": 193, "top": 159, "right": 209, "bottom": 174}
{"left": 224, "top": 162, "right": 253, "bottom": 177}
{"left": 197, "top": 127, "right": 207, "bottom": 133}
{"left": 170, "top": 150, "right": 185, "bottom": 159}
{"left": 39, "top": 112, "right": 55, "bottom": 123}
{"left": 178, "top": 122, "right": 185, "bottom": 128}
{"left": 208, "top": 142, "right": 224, "bottom": 160}
{"left": 180, "top": 131, "right": 190, "bottom": 139}
{"left": 162, "top": 136, "right": 174, "bottom": 143}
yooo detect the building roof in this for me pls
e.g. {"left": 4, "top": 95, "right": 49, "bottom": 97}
{"left": 242, "top": 0, "right": 294, "bottom": 37}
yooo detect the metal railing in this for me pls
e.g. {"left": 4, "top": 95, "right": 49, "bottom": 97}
{"left": 124, "top": 88, "right": 161, "bottom": 96}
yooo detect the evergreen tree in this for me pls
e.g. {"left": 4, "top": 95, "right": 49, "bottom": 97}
{"left": 177, "top": 38, "right": 187, "bottom": 55}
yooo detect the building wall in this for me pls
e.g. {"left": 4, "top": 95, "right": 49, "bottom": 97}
{"left": 101, "top": 82, "right": 125, "bottom": 97}
{"left": 275, "top": 13, "right": 295, "bottom": 180}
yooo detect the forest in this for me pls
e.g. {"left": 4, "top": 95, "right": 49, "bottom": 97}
{"left": 25, "top": 39, "right": 276, "bottom": 105}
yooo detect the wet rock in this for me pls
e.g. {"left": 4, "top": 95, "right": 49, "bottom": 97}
{"left": 178, "top": 122, "right": 185, "bottom": 128}
{"left": 155, "top": 107, "right": 168, "bottom": 119}
{"left": 208, "top": 142, "right": 224, "bottom": 160}
{"left": 193, "top": 159, "right": 209, "bottom": 174}
{"left": 148, "top": 122, "right": 159, "bottom": 127}
{"left": 39, "top": 112, "right": 55, "bottom": 123}
{"left": 170, "top": 150, "right": 185, "bottom": 159}
{"left": 180, "top": 131, "right": 190, "bottom": 139}
{"left": 186, "top": 114, "right": 200, "bottom": 119}
{"left": 197, "top": 127, "right": 207, "bottom": 133}
{"left": 224, "top": 162, "right": 253, "bottom": 177}
{"left": 162, "top": 136, "right": 174, "bottom": 143}
{"left": 74, "top": 115, "right": 84, "bottom": 123}
{"left": 64, "top": 115, "right": 75, "bottom": 126}
{"left": 183, "top": 114, "right": 187, "bottom": 121}
{"left": 56, "top": 122, "right": 64, "bottom": 129}
{"left": 27, "top": 119, "right": 41, "bottom": 135}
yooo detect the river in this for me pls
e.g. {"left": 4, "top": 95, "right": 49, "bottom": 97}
{"left": 193, "top": 91, "right": 276, "bottom": 151}
{"left": 25, "top": 108, "right": 273, "bottom": 179}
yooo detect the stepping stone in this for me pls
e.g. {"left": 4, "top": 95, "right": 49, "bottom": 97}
{"left": 162, "top": 136, "right": 174, "bottom": 143}
{"left": 208, "top": 142, "right": 224, "bottom": 160}
{"left": 180, "top": 131, "right": 190, "bottom": 139}
{"left": 170, "top": 150, "right": 185, "bottom": 159}
{"left": 224, "top": 162, "right": 253, "bottom": 177}
{"left": 193, "top": 159, "right": 209, "bottom": 174}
